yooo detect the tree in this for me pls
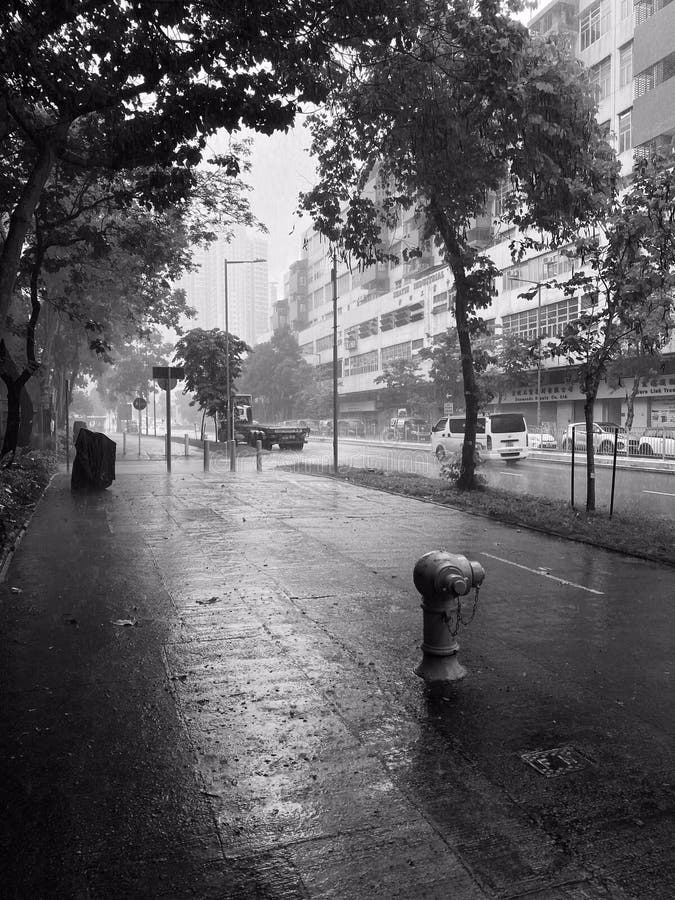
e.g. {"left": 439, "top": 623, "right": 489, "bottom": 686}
{"left": 240, "top": 328, "right": 314, "bottom": 421}
{"left": 550, "top": 156, "right": 675, "bottom": 510}
{"left": 0, "top": 0, "right": 425, "bottom": 339}
{"left": 1, "top": 164, "right": 206, "bottom": 456}
{"left": 373, "top": 357, "right": 430, "bottom": 415}
{"left": 95, "top": 332, "right": 175, "bottom": 412}
{"left": 301, "top": 1, "right": 615, "bottom": 488}
{"left": 174, "top": 328, "right": 249, "bottom": 438}
{"left": 417, "top": 328, "right": 465, "bottom": 412}
{"left": 479, "top": 330, "right": 537, "bottom": 409}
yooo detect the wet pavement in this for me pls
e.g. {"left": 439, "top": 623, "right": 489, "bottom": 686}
{"left": 0, "top": 446, "right": 673, "bottom": 899}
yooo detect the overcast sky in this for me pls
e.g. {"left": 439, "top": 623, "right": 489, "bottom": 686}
{"left": 208, "top": 122, "right": 317, "bottom": 290}
{"left": 206, "top": 4, "right": 541, "bottom": 291}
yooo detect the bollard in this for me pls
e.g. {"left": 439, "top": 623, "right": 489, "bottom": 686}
{"left": 203, "top": 440, "right": 210, "bottom": 472}
{"left": 122, "top": 431, "right": 127, "bottom": 456}
{"left": 229, "top": 439, "right": 236, "bottom": 472}
{"left": 184, "top": 433, "right": 189, "bottom": 457}
{"left": 256, "top": 439, "right": 263, "bottom": 472}
{"left": 413, "top": 550, "right": 485, "bottom": 683}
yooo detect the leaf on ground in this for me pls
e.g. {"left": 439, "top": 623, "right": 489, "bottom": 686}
{"left": 111, "top": 618, "right": 138, "bottom": 626}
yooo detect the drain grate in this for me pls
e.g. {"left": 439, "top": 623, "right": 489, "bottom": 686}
{"left": 520, "top": 745, "right": 589, "bottom": 778}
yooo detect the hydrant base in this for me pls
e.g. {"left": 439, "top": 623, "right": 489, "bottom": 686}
{"left": 415, "top": 653, "right": 467, "bottom": 683}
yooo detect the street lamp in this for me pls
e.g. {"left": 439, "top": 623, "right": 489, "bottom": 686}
{"left": 508, "top": 274, "right": 543, "bottom": 428}
{"left": 223, "top": 257, "right": 265, "bottom": 442}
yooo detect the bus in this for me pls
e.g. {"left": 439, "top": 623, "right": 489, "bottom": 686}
{"left": 431, "top": 412, "right": 528, "bottom": 463}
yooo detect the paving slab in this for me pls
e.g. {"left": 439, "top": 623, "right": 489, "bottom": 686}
{"left": 0, "top": 455, "right": 672, "bottom": 899}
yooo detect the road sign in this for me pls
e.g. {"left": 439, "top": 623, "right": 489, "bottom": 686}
{"left": 152, "top": 365, "right": 184, "bottom": 392}
{"left": 133, "top": 397, "right": 147, "bottom": 411}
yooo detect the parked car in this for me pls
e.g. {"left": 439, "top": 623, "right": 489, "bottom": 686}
{"left": 638, "top": 427, "right": 675, "bottom": 458}
{"left": 337, "top": 418, "right": 366, "bottom": 437}
{"left": 384, "top": 417, "right": 430, "bottom": 441}
{"left": 431, "top": 413, "right": 529, "bottom": 462}
{"left": 561, "top": 422, "right": 626, "bottom": 454}
{"left": 528, "top": 428, "right": 557, "bottom": 449}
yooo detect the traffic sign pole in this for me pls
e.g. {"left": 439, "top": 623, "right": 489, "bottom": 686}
{"left": 166, "top": 383, "right": 172, "bottom": 473}
{"left": 138, "top": 406, "right": 142, "bottom": 456}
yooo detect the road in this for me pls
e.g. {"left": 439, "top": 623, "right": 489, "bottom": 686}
{"left": 126, "top": 431, "right": 675, "bottom": 515}
{"left": 295, "top": 438, "right": 675, "bottom": 516}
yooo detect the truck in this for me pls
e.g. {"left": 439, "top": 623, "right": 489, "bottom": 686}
{"left": 219, "top": 394, "right": 310, "bottom": 451}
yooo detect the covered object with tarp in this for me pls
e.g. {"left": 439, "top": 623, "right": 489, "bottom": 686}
{"left": 71, "top": 429, "right": 116, "bottom": 491}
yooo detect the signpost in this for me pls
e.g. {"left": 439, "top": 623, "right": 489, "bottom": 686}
{"left": 152, "top": 367, "right": 185, "bottom": 473}
{"left": 133, "top": 397, "right": 147, "bottom": 456}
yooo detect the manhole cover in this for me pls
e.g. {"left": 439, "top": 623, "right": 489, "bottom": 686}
{"left": 520, "top": 746, "right": 589, "bottom": 778}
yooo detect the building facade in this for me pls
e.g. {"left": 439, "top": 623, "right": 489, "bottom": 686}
{"left": 178, "top": 227, "right": 269, "bottom": 347}
{"left": 280, "top": 0, "right": 675, "bottom": 434}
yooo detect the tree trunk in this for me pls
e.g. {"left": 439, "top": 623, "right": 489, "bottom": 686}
{"left": 17, "top": 386, "right": 34, "bottom": 447}
{"left": 0, "top": 137, "right": 60, "bottom": 333}
{"left": 446, "top": 259, "right": 480, "bottom": 490}
{"left": 625, "top": 372, "right": 642, "bottom": 432}
{"left": 432, "top": 207, "right": 480, "bottom": 490}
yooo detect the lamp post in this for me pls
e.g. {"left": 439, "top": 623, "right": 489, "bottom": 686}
{"left": 331, "top": 249, "right": 339, "bottom": 473}
{"left": 508, "top": 275, "right": 543, "bottom": 428}
{"left": 223, "top": 257, "right": 265, "bottom": 442}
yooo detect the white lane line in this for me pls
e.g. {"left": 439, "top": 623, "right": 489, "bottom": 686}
{"left": 499, "top": 471, "right": 523, "bottom": 478}
{"left": 481, "top": 552, "right": 605, "bottom": 595}
{"left": 642, "top": 490, "right": 675, "bottom": 497}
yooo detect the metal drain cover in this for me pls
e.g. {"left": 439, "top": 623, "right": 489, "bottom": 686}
{"left": 520, "top": 746, "right": 589, "bottom": 777}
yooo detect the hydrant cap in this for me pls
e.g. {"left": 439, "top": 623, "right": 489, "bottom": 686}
{"left": 413, "top": 550, "right": 481, "bottom": 597}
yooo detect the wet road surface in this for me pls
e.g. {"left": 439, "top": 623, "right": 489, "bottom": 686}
{"left": 1, "top": 451, "right": 673, "bottom": 898}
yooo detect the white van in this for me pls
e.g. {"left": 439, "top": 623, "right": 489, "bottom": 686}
{"left": 431, "top": 413, "right": 529, "bottom": 463}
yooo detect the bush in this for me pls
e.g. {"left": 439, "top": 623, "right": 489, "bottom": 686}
{"left": 0, "top": 450, "right": 56, "bottom": 564}
{"left": 439, "top": 449, "right": 486, "bottom": 487}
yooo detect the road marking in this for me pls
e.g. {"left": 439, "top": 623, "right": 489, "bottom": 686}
{"left": 499, "top": 471, "right": 523, "bottom": 477}
{"left": 481, "top": 552, "right": 605, "bottom": 595}
{"left": 642, "top": 490, "right": 675, "bottom": 497}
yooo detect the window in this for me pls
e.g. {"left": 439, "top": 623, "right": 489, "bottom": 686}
{"left": 343, "top": 350, "right": 378, "bottom": 377}
{"left": 619, "top": 43, "right": 632, "bottom": 89}
{"left": 618, "top": 109, "right": 632, "bottom": 153}
{"left": 634, "top": 0, "right": 673, "bottom": 26}
{"left": 636, "top": 51, "right": 675, "bottom": 97}
{"left": 580, "top": 1, "right": 609, "bottom": 50}
{"left": 621, "top": 0, "right": 632, "bottom": 17}
{"left": 381, "top": 341, "right": 413, "bottom": 365}
{"left": 316, "top": 334, "right": 333, "bottom": 353}
{"left": 589, "top": 56, "right": 612, "bottom": 101}
{"left": 502, "top": 298, "right": 584, "bottom": 339}
{"left": 493, "top": 178, "right": 510, "bottom": 219}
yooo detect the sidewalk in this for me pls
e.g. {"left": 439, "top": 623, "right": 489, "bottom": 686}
{"left": 0, "top": 456, "right": 672, "bottom": 899}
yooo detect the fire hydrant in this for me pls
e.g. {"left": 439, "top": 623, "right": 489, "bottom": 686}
{"left": 413, "top": 550, "right": 485, "bottom": 683}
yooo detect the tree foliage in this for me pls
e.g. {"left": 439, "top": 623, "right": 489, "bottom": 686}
{"left": 240, "top": 328, "right": 314, "bottom": 421}
{"left": 417, "top": 329, "right": 464, "bottom": 411}
{"left": 174, "top": 328, "right": 250, "bottom": 434}
{"left": 373, "top": 357, "right": 431, "bottom": 414}
{"left": 0, "top": 0, "right": 426, "bottom": 331}
{"left": 549, "top": 156, "right": 675, "bottom": 509}
{"left": 301, "top": 0, "right": 616, "bottom": 487}
{"left": 95, "top": 332, "right": 175, "bottom": 410}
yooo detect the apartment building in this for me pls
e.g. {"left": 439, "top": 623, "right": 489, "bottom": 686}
{"left": 284, "top": 0, "right": 675, "bottom": 432}
{"left": 178, "top": 226, "right": 269, "bottom": 348}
